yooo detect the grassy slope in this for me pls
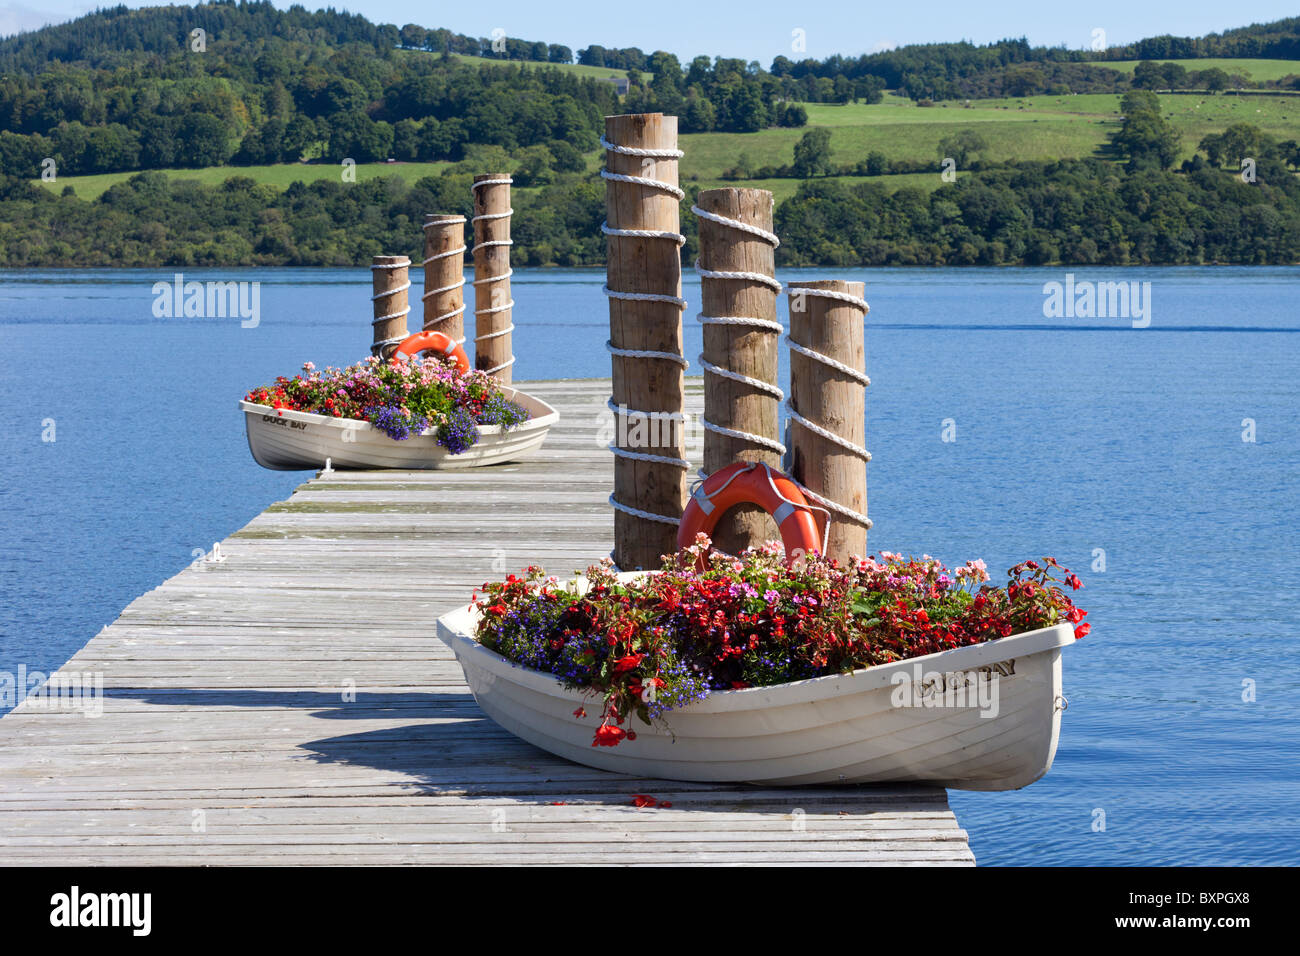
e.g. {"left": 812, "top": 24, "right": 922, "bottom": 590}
{"left": 38, "top": 90, "right": 1300, "bottom": 201}
{"left": 40, "top": 161, "right": 451, "bottom": 200}
{"left": 1100, "top": 57, "right": 1300, "bottom": 82}
{"left": 435, "top": 51, "right": 630, "bottom": 80}
{"left": 682, "top": 91, "right": 1300, "bottom": 179}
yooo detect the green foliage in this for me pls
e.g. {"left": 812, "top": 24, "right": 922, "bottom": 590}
{"left": 791, "top": 128, "right": 833, "bottom": 177}
{"left": 1110, "top": 96, "right": 1180, "bottom": 170}
{"left": 774, "top": 140, "right": 1300, "bottom": 267}
{"left": 937, "top": 129, "right": 987, "bottom": 168}
{"left": 0, "top": 163, "right": 608, "bottom": 267}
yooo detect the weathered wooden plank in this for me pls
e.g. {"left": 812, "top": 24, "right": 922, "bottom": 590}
{"left": 0, "top": 380, "right": 974, "bottom": 866}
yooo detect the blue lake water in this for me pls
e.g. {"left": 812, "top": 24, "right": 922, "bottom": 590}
{"left": 1, "top": 265, "right": 1297, "bottom": 866}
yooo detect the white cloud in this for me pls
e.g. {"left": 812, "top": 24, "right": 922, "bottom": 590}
{"left": 871, "top": 40, "right": 898, "bottom": 53}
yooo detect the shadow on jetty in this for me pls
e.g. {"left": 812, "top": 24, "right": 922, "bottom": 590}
{"left": 116, "top": 687, "right": 949, "bottom": 812}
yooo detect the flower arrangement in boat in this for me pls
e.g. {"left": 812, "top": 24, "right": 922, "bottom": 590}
{"left": 244, "top": 356, "right": 529, "bottom": 453}
{"left": 473, "top": 535, "right": 1089, "bottom": 747}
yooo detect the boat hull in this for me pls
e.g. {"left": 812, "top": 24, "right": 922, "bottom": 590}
{"left": 240, "top": 388, "right": 558, "bottom": 470}
{"left": 437, "top": 576, "right": 1074, "bottom": 790}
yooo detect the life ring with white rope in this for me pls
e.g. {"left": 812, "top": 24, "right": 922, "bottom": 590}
{"left": 677, "top": 462, "right": 827, "bottom": 560}
{"left": 389, "top": 331, "right": 471, "bottom": 373}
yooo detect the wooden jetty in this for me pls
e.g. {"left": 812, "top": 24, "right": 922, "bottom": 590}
{"left": 0, "top": 379, "right": 975, "bottom": 866}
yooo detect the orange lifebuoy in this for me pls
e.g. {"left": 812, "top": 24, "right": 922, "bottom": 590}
{"left": 389, "top": 331, "right": 471, "bottom": 373}
{"left": 677, "top": 462, "right": 826, "bottom": 560}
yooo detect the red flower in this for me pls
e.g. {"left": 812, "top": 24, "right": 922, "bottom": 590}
{"left": 1065, "top": 574, "right": 1083, "bottom": 590}
{"left": 1074, "top": 623, "right": 1091, "bottom": 639}
{"left": 572, "top": 707, "right": 586, "bottom": 718}
{"left": 612, "top": 653, "right": 645, "bottom": 673}
{"left": 592, "top": 724, "right": 626, "bottom": 747}
{"left": 632, "top": 794, "right": 658, "bottom": 808}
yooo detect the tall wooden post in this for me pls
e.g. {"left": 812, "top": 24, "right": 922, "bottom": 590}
{"left": 370, "top": 255, "right": 411, "bottom": 359}
{"left": 696, "top": 187, "right": 783, "bottom": 554}
{"left": 786, "top": 279, "right": 872, "bottom": 562}
{"left": 422, "top": 214, "right": 466, "bottom": 345}
{"left": 604, "top": 112, "right": 687, "bottom": 571}
{"left": 471, "top": 174, "right": 514, "bottom": 383}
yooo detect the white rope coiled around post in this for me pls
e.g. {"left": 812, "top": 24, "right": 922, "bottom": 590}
{"left": 421, "top": 217, "right": 468, "bottom": 344}
{"left": 693, "top": 204, "right": 786, "bottom": 459}
{"left": 602, "top": 135, "right": 689, "bottom": 528}
{"left": 470, "top": 177, "right": 515, "bottom": 376}
{"left": 370, "top": 279, "right": 411, "bottom": 321}
{"left": 785, "top": 286, "right": 873, "bottom": 530}
{"left": 369, "top": 263, "right": 411, "bottom": 348}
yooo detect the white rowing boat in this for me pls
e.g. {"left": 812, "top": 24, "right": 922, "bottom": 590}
{"left": 241, "top": 386, "right": 558, "bottom": 470}
{"left": 437, "top": 572, "right": 1073, "bottom": 790}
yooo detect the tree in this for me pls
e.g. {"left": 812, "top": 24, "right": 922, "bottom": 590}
{"left": 725, "top": 83, "right": 768, "bottom": 132}
{"left": 392, "top": 118, "right": 422, "bottom": 161}
{"left": 546, "top": 139, "right": 585, "bottom": 172}
{"left": 1197, "top": 68, "right": 1230, "bottom": 91}
{"left": 1160, "top": 62, "right": 1188, "bottom": 89}
{"left": 792, "top": 127, "right": 833, "bottom": 177}
{"left": 399, "top": 24, "right": 427, "bottom": 50}
{"left": 1120, "top": 90, "right": 1162, "bottom": 116}
{"left": 778, "top": 103, "right": 808, "bottom": 127}
{"left": 1003, "top": 65, "right": 1045, "bottom": 97}
{"left": 682, "top": 91, "right": 716, "bottom": 132}
{"left": 175, "top": 114, "right": 235, "bottom": 168}
{"left": 1132, "top": 61, "right": 1164, "bottom": 90}
{"left": 326, "top": 112, "right": 393, "bottom": 163}
{"left": 938, "top": 129, "right": 987, "bottom": 168}
{"left": 854, "top": 76, "right": 886, "bottom": 105}
{"left": 513, "top": 144, "right": 555, "bottom": 186}
{"left": 1110, "top": 108, "right": 1179, "bottom": 170}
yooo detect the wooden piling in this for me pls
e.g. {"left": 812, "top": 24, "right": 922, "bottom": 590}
{"left": 471, "top": 174, "right": 514, "bottom": 383}
{"left": 697, "top": 187, "right": 783, "bottom": 554}
{"left": 370, "top": 255, "right": 411, "bottom": 359}
{"left": 786, "top": 279, "right": 871, "bottom": 562}
{"left": 604, "top": 112, "right": 686, "bottom": 571}
{"left": 422, "top": 214, "right": 467, "bottom": 346}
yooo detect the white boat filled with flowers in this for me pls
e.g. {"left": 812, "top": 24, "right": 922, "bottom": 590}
{"left": 437, "top": 540, "right": 1087, "bottom": 791}
{"left": 241, "top": 334, "right": 557, "bottom": 471}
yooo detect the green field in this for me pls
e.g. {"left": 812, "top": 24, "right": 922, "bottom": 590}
{"left": 1100, "top": 57, "right": 1300, "bottom": 82}
{"left": 405, "top": 50, "right": 629, "bottom": 81}
{"left": 691, "top": 173, "right": 945, "bottom": 203}
{"left": 40, "top": 160, "right": 451, "bottom": 201}
{"left": 681, "top": 95, "right": 1115, "bottom": 178}
{"left": 37, "top": 89, "right": 1300, "bottom": 201}
{"left": 683, "top": 91, "right": 1300, "bottom": 177}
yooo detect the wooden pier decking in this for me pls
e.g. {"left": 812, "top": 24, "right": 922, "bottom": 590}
{"left": 0, "top": 379, "right": 975, "bottom": 865}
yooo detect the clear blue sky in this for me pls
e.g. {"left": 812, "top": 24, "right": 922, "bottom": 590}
{"left": 2, "top": 0, "right": 1297, "bottom": 62}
